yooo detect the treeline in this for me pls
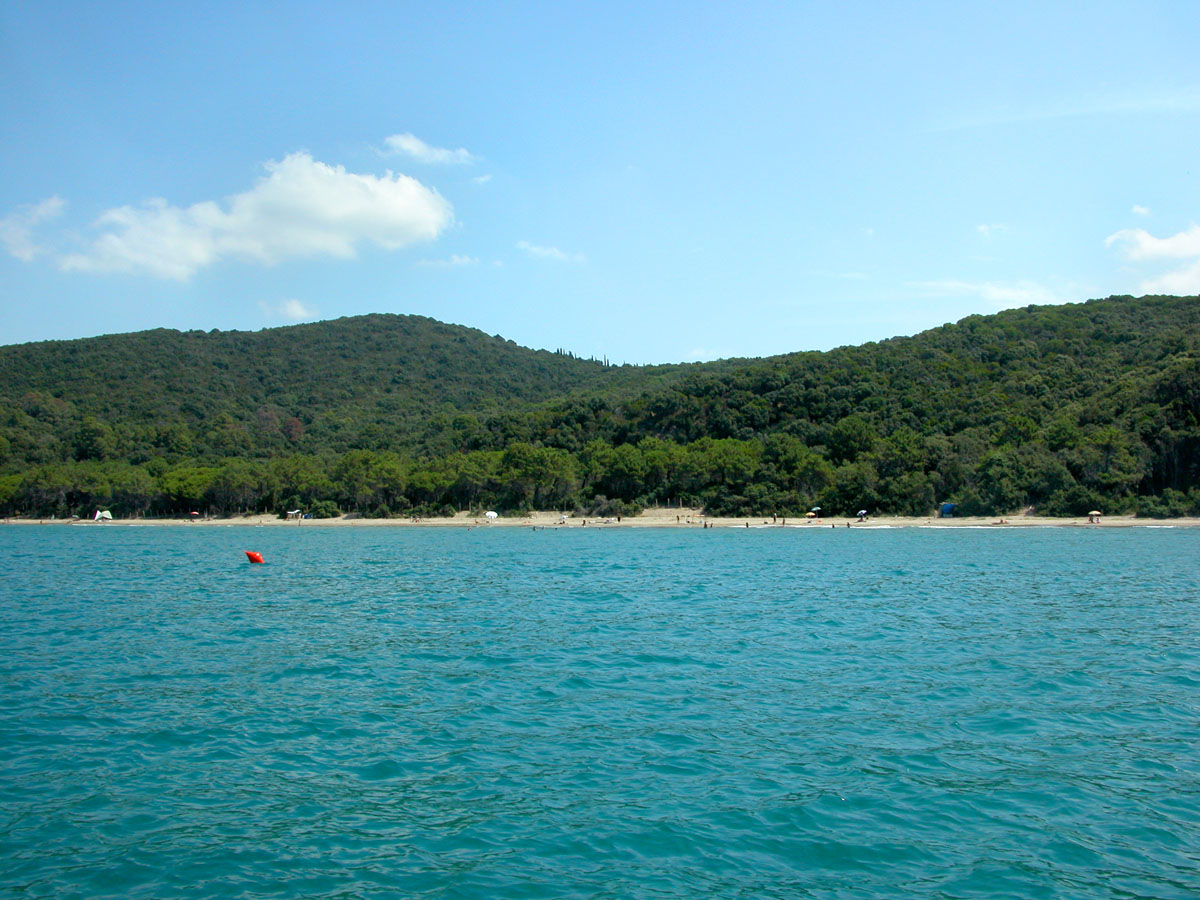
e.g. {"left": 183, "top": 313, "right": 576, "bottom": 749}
{"left": 2, "top": 295, "right": 1199, "bottom": 519}
{"left": 4, "top": 429, "right": 1198, "bottom": 521}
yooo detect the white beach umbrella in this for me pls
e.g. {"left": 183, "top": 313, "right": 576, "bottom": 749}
{"left": 485, "top": 510, "right": 498, "bottom": 520}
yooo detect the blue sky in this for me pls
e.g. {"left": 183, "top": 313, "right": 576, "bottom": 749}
{"left": 2, "top": 1, "right": 1198, "bottom": 363}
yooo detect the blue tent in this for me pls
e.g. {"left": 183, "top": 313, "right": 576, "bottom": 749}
{"left": 939, "top": 502, "right": 956, "bottom": 518}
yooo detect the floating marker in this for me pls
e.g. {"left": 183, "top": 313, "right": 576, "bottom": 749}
{"left": 245, "top": 551, "right": 265, "bottom": 564}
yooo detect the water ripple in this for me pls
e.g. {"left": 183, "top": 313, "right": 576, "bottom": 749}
{"left": 2, "top": 526, "right": 1198, "bottom": 898}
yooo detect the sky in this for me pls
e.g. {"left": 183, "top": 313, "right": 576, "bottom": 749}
{"left": 2, "top": 1, "right": 1199, "bottom": 363}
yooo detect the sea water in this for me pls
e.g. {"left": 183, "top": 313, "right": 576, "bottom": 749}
{"left": 1, "top": 524, "right": 1198, "bottom": 899}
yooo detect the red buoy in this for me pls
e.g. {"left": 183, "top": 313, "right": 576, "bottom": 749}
{"left": 245, "top": 551, "right": 265, "bottom": 564}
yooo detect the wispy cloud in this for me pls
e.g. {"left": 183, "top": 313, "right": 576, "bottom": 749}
{"left": 60, "top": 152, "right": 452, "bottom": 279}
{"left": 1107, "top": 224, "right": 1200, "bottom": 294}
{"left": 417, "top": 254, "right": 480, "bottom": 267}
{"left": 384, "top": 133, "right": 477, "bottom": 166}
{"left": 685, "top": 346, "right": 733, "bottom": 361}
{"left": 1139, "top": 261, "right": 1200, "bottom": 294}
{"left": 1132, "top": 205, "right": 1151, "bottom": 216}
{"left": 933, "top": 87, "right": 1200, "bottom": 131}
{"left": 910, "top": 279, "right": 1061, "bottom": 309}
{"left": 976, "top": 223, "right": 1007, "bottom": 239}
{"left": 516, "top": 240, "right": 584, "bottom": 263}
{"left": 0, "top": 195, "right": 65, "bottom": 261}
{"left": 473, "top": 174, "right": 493, "bottom": 185}
{"left": 260, "top": 298, "right": 318, "bottom": 321}
{"left": 814, "top": 270, "right": 868, "bottom": 281}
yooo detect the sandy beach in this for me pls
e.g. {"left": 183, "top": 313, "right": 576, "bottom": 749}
{"left": 8, "top": 508, "right": 1197, "bottom": 529}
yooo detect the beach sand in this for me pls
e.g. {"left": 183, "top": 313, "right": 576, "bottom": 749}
{"left": 9, "top": 508, "right": 1197, "bottom": 528}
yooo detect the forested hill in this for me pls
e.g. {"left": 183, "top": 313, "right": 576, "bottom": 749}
{"left": 0, "top": 313, "right": 703, "bottom": 458}
{"left": 2, "top": 295, "right": 1198, "bottom": 519}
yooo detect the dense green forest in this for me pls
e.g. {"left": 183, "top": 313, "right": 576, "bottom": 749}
{"left": 2, "top": 295, "right": 1198, "bottom": 519}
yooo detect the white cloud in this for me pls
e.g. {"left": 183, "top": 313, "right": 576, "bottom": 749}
{"left": 1107, "top": 224, "right": 1200, "bottom": 294}
{"left": 417, "top": 254, "right": 480, "bottom": 267}
{"left": 384, "top": 133, "right": 476, "bottom": 166}
{"left": 911, "top": 279, "right": 1061, "bottom": 309}
{"left": 516, "top": 240, "right": 584, "bottom": 263}
{"left": 60, "top": 152, "right": 452, "bottom": 279}
{"left": 1140, "top": 260, "right": 1200, "bottom": 294}
{"left": 0, "top": 195, "right": 65, "bottom": 261}
{"left": 976, "top": 223, "right": 1007, "bottom": 239}
{"left": 1132, "top": 205, "right": 1151, "bottom": 216}
{"left": 1106, "top": 224, "right": 1200, "bottom": 260}
{"left": 260, "top": 298, "right": 318, "bottom": 321}
{"left": 473, "top": 174, "right": 493, "bottom": 185}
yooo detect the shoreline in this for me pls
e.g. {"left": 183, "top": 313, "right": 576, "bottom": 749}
{"left": 6, "top": 509, "right": 1198, "bottom": 529}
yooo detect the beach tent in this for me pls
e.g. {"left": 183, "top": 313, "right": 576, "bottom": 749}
{"left": 93, "top": 509, "right": 112, "bottom": 522}
{"left": 939, "top": 502, "right": 956, "bottom": 518}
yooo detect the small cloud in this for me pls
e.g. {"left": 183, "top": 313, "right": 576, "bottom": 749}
{"left": 0, "top": 195, "right": 65, "bottom": 261}
{"left": 417, "top": 254, "right": 480, "bottom": 267}
{"left": 976, "top": 223, "right": 1007, "bottom": 239}
{"left": 1107, "top": 224, "right": 1200, "bottom": 294}
{"left": 516, "top": 240, "right": 585, "bottom": 263}
{"left": 473, "top": 174, "right": 493, "bottom": 185}
{"left": 1132, "top": 204, "right": 1151, "bottom": 216}
{"left": 384, "top": 133, "right": 477, "bottom": 166}
{"left": 260, "top": 298, "right": 318, "bottom": 321}
{"left": 60, "top": 152, "right": 452, "bottom": 280}
{"left": 911, "top": 279, "right": 1060, "bottom": 309}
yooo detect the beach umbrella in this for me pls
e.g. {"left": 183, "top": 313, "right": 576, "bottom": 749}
{"left": 810, "top": 506, "right": 821, "bottom": 512}
{"left": 485, "top": 510, "right": 498, "bottom": 520}
{"left": 805, "top": 511, "right": 817, "bottom": 518}
{"left": 190, "top": 511, "right": 200, "bottom": 517}
{"left": 1088, "top": 510, "right": 1102, "bottom": 516}
{"left": 857, "top": 510, "right": 868, "bottom": 517}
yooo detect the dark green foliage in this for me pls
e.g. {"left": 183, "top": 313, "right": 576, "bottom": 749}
{"left": 307, "top": 499, "right": 341, "bottom": 519}
{"left": 1, "top": 296, "right": 1198, "bottom": 518}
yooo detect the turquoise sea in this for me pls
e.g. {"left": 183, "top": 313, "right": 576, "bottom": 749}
{"left": 2, "top": 524, "right": 1198, "bottom": 899}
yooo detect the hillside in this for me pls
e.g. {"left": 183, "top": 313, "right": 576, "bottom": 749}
{"left": 2, "top": 296, "right": 1198, "bottom": 519}
{"left": 0, "top": 314, "right": 709, "bottom": 462}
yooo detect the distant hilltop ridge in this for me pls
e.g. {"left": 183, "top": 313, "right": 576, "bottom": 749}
{"left": 1, "top": 294, "right": 1198, "bottom": 521}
